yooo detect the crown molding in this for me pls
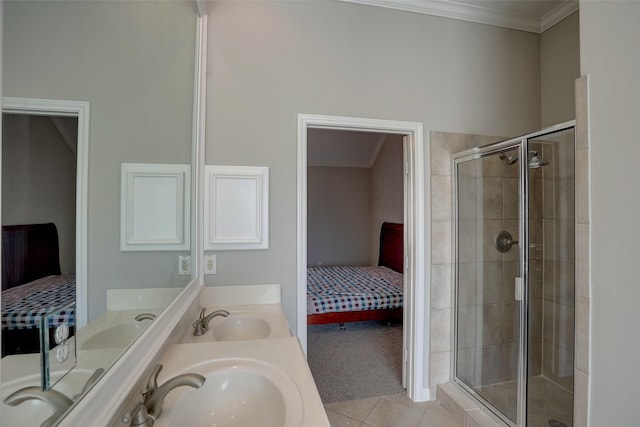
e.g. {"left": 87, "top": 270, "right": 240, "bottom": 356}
{"left": 338, "top": 0, "right": 578, "bottom": 34}
{"left": 541, "top": 0, "right": 579, "bottom": 32}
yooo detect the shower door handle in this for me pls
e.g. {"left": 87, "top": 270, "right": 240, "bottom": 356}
{"left": 514, "top": 277, "right": 523, "bottom": 301}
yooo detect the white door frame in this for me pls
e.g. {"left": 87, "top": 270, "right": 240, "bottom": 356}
{"left": 2, "top": 97, "right": 90, "bottom": 328}
{"left": 297, "top": 113, "right": 429, "bottom": 401}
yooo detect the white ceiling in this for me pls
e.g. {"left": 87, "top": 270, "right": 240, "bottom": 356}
{"left": 339, "top": 0, "right": 578, "bottom": 33}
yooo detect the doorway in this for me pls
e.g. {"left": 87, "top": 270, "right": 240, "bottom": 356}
{"left": 306, "top": 128, "right": 404, "bottom": 402}
{"left": 297, "top": 114, "right": 427, "bottom": 401}
{"left": 2, "top": 97, "right": 89, "bottom": 328}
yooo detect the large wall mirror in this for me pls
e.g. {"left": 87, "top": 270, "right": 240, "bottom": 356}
{"left": 1, "top": 0, "right": 198, "bottom": 425}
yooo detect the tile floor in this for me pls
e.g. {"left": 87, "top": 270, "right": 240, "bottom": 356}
{"left": 324, "top": 393, "right": 462, "bottom": 427}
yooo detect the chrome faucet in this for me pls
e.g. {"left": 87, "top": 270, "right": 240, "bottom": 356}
{"left": 135, "top": 313, "right": 156, "bottom": 321}
{"left": 192, "top": 307, "right": 229, "bottom": 336}
{"left": 4, "top": 387, "right": 74, "bottom": 427}
{"left": 4, "top": 368, "right": 106, "bottom": 427}
{"left": 127, "top": 363, "right": 205, "bottom": 427}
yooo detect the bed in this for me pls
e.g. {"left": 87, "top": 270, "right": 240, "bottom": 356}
{"left": 1, "top": 223, "right": 76, "bottom": 356}
{"left": 307, "top": 222, "right": 404, "bottom": 326}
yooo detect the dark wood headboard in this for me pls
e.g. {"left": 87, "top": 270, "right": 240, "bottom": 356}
{"left": 2, "top": 223, "right": 61, "bottom": 291}
{"left": 378, "top": 222, "right": 404, "bottom": 273}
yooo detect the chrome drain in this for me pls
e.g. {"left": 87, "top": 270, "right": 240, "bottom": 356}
{"left": 548, "top": 419, "right": 567, "bottom": 427}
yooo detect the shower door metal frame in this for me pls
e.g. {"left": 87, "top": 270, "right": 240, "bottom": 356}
{"left": 451, "top": 121, "right": 576, "bottom": 427}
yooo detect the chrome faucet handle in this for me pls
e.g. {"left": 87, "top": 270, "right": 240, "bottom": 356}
{"left": 144, "top": 372, "right": 205, "bottom": 420}
{"left": 192, "top": 308, "right": 207, "bottom": 336}
{"left": 192, "top": 308, "right": 230, "bottom": 336}
{"left": 127, "top": 402, "right": 153, "bottom": 427}
{"left": 144, "top": 364, "right": 163, "bottom": 399}
{"left": 123, "top": 364, "right": 204, "bottom": 426}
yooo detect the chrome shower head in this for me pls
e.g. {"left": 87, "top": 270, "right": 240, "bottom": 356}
{"left": 499, "top": 152, "right": 518, "bottom": 165}
{"left": 528, "top": 151, "right": 549, "bottom": 168}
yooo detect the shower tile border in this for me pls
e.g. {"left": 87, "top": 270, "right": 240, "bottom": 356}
{"left": 573, "top": 74, "right": 591, "bottom": 426}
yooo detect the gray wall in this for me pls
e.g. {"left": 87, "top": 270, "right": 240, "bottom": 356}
{"left": 2, "top": 1, "right": 196, "bottom": 321}
{"left": 541, "top": 11, "right": 580, "bottom": 127}
{"left": 2, "top": 115, "right": 77, "bottom": 275}
{"left": 580, "top": 1, "right": 640, "bottom": 424}
{"left": 370, "top": 136, "right": 404, "bottom": 264}
{"left": 307, "top": 166, "right": 371, "bottom": 266}
{"left": 204, "top": 0, "right": 541, "bottom": 333}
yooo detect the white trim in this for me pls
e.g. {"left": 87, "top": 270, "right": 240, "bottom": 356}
{"left": 193, "top": 0, "right": 207, "bottom": 280}
{"left": 204, "top": 165, "right": 269, "bottom": 250}
{"left": 120, "top": 163, "right": 191, "bottom": 251}
{"left": 540, "top": 0, "right": 579, "bottom": 33}
{"left": 297, "top": 114, "right": 429, "bottom": 401}
{"left": 2, "top": 97, "right": 90, "bottom": 329}
{"left": 338, "top": 0, "right": 578, "bottom": 34}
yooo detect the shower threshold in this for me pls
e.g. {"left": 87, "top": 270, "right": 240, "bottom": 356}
{"left": 437, "top": 376, "right": 573, "bottom": 427}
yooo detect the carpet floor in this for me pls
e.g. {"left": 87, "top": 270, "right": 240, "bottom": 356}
{"left": 307, "top": 320, "right": 404, "bottom": 403}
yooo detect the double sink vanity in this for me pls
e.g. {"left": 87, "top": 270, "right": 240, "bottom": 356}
{"left": 2, "top": 284, "right": 330, "bottom": 427}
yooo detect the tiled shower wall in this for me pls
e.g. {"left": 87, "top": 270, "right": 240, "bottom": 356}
{"left": 573, "top": 76, "right": 590, "bottom": 427}
{"left": 539, "top": 135, "right": 576, "bottom": 391}
{"left": 455, "top": 150, "right": 520, "bottom": 389}
{"left": 429, "top": 132, "right": 503, "bottom": 396}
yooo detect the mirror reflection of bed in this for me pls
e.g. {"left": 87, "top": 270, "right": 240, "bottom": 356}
{"left": 306, "top": 129, "right": 406, "bottom": 403}
{"left": 1, "top": 113, "right": 78, "bottom": 357}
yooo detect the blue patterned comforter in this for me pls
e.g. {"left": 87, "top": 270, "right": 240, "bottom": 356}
{"left": 1, "top": 275, "right": 75, "bottom": 330}
{"left": 307, "top": 266, "right": 403, "bottom": 314}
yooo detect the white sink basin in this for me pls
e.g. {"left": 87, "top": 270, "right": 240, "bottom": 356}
{"left": 181, "top": 304, "right": 292, "bottom": 343}
{"left": 212, "top": 315, "right": 272, "bottom": 341}
{"left": 161, "top": 359, "right": 304, "bottom": 427}
{"left": 79, "top": 321, "right": 149, "bottom": 350}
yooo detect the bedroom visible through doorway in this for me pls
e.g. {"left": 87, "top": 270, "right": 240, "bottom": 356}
{"left": 297, "top": 114, "right": 427, "bottom": 402}
{"left": 306, "top": 128, "right": 405, "bottom": 402}
{"left": 2, "top": 98, "right": 89, "bottom": 329}
{"left": 2, "top": 112, "right": 78, "bottom": 276}
{"left": 1, "top": 112, "right": 79, "bottom": 356}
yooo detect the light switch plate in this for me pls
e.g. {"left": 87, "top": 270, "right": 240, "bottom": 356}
{"left": 205, "top": 254, "right": 216, "bottom": 275}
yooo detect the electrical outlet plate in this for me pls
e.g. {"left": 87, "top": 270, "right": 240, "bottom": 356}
{"left": 205, "top": 254, "right": 216, "bottom": 275}
{"left": 178, "top": 255, "right": 191, "bottom": 275}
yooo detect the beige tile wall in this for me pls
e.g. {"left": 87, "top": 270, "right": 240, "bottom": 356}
{"left": 455, "top": 153, "right": 521, "bottom": 393}
{"left": 538, "top": 134, "right": 576, "bottom": 391}
{"left": 429, "top": 131, "right": 503, "bottom": 396}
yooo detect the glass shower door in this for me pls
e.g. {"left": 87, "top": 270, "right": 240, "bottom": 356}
{"left": 453, "top": 144, "right": 525, "bottom": 426}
